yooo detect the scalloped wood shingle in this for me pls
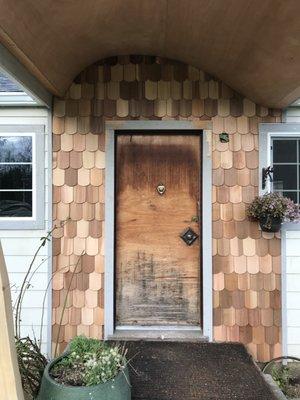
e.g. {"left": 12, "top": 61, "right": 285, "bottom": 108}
{"left": 52, "top": 55, "right": 282, "bottom": 361}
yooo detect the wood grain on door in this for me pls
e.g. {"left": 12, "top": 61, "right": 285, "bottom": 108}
{"left": 115, "top": 134, "right": 201, "bottom": 326}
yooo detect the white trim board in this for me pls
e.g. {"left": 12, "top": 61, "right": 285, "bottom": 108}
{"left": 46, "top": 109, "right": 53, "bottom": 357}
{"left": 0, "top": 44, "right": 52, "bottom": 108}
{"left": 104, "top": 121, "right": 213, "bottom": 341}
{"left": 259, "top": 122, "right": 300, "bottom": 358}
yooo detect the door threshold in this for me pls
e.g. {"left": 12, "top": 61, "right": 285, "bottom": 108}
{"left": 108, "top": 327, "right": 208, "bottom": 342}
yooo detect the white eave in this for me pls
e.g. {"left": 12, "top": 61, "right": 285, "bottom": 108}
{"left": 291, "top": 99, "right": 300, "bottom": 107}
{"left": 0, "top": 44, "right": 52, "bottom": 108}
{"left": 0, "top": 91, "right": 37, "bottom": 106}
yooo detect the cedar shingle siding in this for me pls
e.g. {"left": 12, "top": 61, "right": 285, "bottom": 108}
{"left": 52, "top": 56, "right": 282, "bottom": 361}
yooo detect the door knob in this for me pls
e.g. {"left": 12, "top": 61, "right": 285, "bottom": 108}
{"left": 156, "top": 183, "right": 166, "bottom": 195}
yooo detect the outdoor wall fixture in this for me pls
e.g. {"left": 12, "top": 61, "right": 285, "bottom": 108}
{"left": 219, "top": 132, "right": 229, "bottom": 143}
{"left": 262, "top": 166, "right": 274, "bottom": 190}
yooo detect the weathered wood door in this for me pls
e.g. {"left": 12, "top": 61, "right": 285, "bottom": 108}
{"left": 115, "top": 133, "right": 201, "bottom": 327}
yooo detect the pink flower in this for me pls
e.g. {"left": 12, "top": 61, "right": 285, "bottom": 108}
{"left": 247, "top": 192, "right": 300, "bottom": 224}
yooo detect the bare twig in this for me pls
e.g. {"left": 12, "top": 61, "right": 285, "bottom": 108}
{"left": 14, "top": 219, "right": 68, "bottom": 338}
{"left": 14, "top": 227, "right": 56, "bottom": 337}
{"left": 39, "top": 264, "right": 79, "bottom": 347}
{"left": 54, "top": 253, "right": 83, "bottom": 358}
{"left": 16, "top": 336, "right": 47, "bottom": 399}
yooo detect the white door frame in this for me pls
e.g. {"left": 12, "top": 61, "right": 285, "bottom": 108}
{"left": 104, "top": 120, "right": 213, "bottom": 340}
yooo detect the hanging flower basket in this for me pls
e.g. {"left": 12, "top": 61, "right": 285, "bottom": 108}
{"left": 258, "top": 216, "right": 282, "bottom": 233}
{"left": 247, "top": 192, "right": 300, "bottom": 233}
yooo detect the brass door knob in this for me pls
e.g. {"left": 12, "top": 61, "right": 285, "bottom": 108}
{"left": 156, "top": 184, "right": 166, "bottom": 195}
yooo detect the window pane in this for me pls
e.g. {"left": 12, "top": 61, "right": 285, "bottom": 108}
{"left": 282, "top": 191, "right": 298, "bottom": 203}
{"left": 0, "top": 165, "right": 32, "bottom": 189}
{"left": 0, "top": 136, "right": 32, "bottom": 162}
{"left": 273, "top": 140, "right": 297, "bottom": 163}
{"left": 273, "top": 165, "right": 297, "bottom": 190}
{"left": 0, "top": 191, "right": 32, "bottom": 217}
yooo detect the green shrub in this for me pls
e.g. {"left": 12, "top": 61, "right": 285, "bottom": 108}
{"left": 271, "top": 364, "right": 291, "bottom": 393}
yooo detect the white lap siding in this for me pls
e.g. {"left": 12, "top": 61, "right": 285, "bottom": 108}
{"left": 285, "top": 230, "right": 300, "bottom": 357}
{"left": 0, "top": 108, "right": 51, "bottom": 355}
{"left": 283, "top": 110, "right": 300, "bottom": 357}
{"left": 284, "top": 107, "right": 300, "bottom": 123}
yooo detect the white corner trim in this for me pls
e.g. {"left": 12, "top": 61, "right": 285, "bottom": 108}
{"left": 46, "top": 110, "right": 53, "bottom": 358}
{"left": 259, "top": 122, "right": 300, "bottom": 358}
{"left": 281, "top": 228, "right": 288, "bottom": 357}
{"left": 104, "top": 125, "right": 115, "bottom": 338}
{"left": 104, "top": 121, "right": 213, "bottom": 340}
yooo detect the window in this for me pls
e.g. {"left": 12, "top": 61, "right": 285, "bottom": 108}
{"left": 259, "top": 123, "right": 300, "bottom": 206}
{"left": 0, "top": 127, "right": 44, "bottom": 229}
{"left": 271, "top": 138, "right": 300, "bottom": 203}
{"left": 0, "top": 134, "right": 33, "bottom": 217}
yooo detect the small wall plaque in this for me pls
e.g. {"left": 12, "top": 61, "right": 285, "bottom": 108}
{"left": 219, "top": 132, "right": 229, "bottom": 143}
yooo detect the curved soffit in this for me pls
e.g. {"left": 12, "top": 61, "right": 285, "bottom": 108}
{"left": 0, "top": 0, "right": 300, "bottom": 107}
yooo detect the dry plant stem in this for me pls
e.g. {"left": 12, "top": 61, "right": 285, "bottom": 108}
{"left": 39, "top": 264, "right": 77, "bottom": 346}
{"left": 16, "top": 336, "right": 48, "bottom": 398}
{"left": 14, "top": 220, "right": 69, "bottom": 338}
{"left": 54, "top": 253, "right": 84, "bottom": 358}
{"left": 15, "top": 256, "right": 50, "bottom": 339}
{"left": 14, "top": 227, "right": 55, "bottom": 338}
{"left": 18, "top": 352, "right": 34, "bottom": 395}
{"left": 13, "top": 256, "right": 49, "bottom": 312}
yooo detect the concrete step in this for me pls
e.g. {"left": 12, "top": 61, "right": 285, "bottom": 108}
{"left": 108, "top": 328, "right": 209, "bottom": 342}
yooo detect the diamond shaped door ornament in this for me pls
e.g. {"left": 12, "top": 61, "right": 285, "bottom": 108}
{"left": 180, "top": 227, "right": 199, "bottom": 246}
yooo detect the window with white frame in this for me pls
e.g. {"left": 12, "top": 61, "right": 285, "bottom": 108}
{"left": 0, "top": 127, "right": 44, "bottom": 229}
{"left": 271, "top": 138, "right": 300, "bottom": 203}
{"left": 0, "top": 133, "right": 34, "bottom": 217}
{"left": 259, "top": 123, "right": 300, "bottom": 204}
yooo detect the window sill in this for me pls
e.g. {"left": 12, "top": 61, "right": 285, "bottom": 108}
{"left": 0, "top": 219, "right": 45, "bottom": 230}
{"left": 281, "top": 221, "right": 300, "bottom": 231}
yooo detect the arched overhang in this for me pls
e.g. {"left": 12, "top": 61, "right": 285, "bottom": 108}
{"left": 0, "top": 0, "right": 300, "bottom": 108}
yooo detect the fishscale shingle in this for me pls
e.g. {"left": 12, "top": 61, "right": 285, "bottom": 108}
{"left": 52, "top": 56, "right": 282, "bottom": 361}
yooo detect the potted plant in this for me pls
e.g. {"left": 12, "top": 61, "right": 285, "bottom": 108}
{"left": 37, "top": 336, "right": 131, "bottom": 400}
{"left": 247, "top": 192, "right": 300, "bottom": 232}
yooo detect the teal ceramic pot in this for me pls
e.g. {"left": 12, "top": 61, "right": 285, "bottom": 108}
{"left": 37, "top": 355, "right": 131, "bottom": 400}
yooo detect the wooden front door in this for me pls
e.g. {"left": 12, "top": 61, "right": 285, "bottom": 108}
{"left": 115, "top": 133, "right": 201, "bottom": 327}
